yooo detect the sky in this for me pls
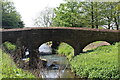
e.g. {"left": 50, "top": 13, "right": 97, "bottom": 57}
{"left": 12, "top": 0, "right": 64, "bottom": 27}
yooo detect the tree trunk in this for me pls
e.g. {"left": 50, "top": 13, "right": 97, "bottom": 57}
{"left": 95, "top": 2, "right": 99, "bottom": 29}
{"left": 107, "top": 17, "right": 111, "bottom": 29}
{"left": 114, "top": 17, "right": 119, "bottom": 30}
{"left": 91, "top": 2, "right": 94, "bottom": 28}
{"left": 108, "top": 23, "right": 111, "bottom": 29}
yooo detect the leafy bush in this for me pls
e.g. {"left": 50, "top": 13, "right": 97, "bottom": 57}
{"left": 70, "top": 42, "right": 120, "bottom": 78}
{"left": 1, "top": 49, "right": 35, "bottom": 78}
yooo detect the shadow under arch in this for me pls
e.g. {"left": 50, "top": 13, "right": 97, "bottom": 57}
{"left": 83, "top": 41, "right": 111, "bottom": 52}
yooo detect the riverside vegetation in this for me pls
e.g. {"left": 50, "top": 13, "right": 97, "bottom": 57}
{"left": 57, "top": 42, "right": 120, "bottom": 78}
{"left": 0, "top": 42, "right": 35, "bottom": 78}
{"left": 1, "top": 42, "right": 119, "bottom": 79}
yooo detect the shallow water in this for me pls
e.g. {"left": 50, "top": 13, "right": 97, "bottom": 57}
{"left": 40, "top": 55, "right": 79, "bottom": 78}
{"left": 24, "top": 44, "right": 79, "bottom": 78}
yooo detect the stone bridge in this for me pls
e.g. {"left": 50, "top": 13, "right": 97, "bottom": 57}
{"left": 1, "top": 27, "right": 120, "bottom": 68}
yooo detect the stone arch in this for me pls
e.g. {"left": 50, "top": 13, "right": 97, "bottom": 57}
{"left": 34, "top": 39, "right": 75, "bottom": 51}
{"left": 28, "top": 40, "right": 75, "bottom": 69}
{"left": 73, "top": 40, "right": 113, "bottom": 56}
{"left": 82, "top": 40, "right": 111, "bottom": 52}
{"left": 34, "top": 39, "right": 75, "bottom": 55}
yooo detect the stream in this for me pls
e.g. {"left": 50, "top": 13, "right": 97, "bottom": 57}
{"left": 22, "top": 42, "right": 109, "bottom": 78}
{"left": 24, "top": 43, "right": 79, "bottom": 78}
{"left": 40, "top": 55, "right": 78, "bottom": 78}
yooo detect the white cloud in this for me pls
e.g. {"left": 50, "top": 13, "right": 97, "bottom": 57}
{"left": 12, "top": 0, "right": 64, "bottom": 27}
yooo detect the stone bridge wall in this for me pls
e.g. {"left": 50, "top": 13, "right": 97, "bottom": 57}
{"left": 1, "top": 27, "right": 119, "bottom": 52}
{"left": 1, "top": 27, "right": 120, "bottom": 68}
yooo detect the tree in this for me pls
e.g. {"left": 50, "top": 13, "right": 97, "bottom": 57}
{"left": 81, "top": 2, "right": 119, "bottom": 30}
{"left": 0, "top": 0, "right": 2, "bottom": 28}
{"left": 100, "top": 2, "right": 119, "bottom": 30}
{"left": 52, "top": 0, "right": 119, "bottom": 29}
{"left": 113, "top": 2, "right": 120, "bottom": 30}
{"left": 82, "top": 2, "right": 106, "bottom": 29}
{"left": 52, "top": 0, "right": 85, "bottom": 27}
{"left": 2, "top": 0, "right": 24, "bottom": 29}
{"left": 34, "top": 7, "right": 54, "bottom": 27}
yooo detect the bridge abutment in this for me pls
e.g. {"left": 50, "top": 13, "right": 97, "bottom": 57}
{"left": 74, "top": 44, "right": 84, "bottom": 56}
{"left": 74, "top": 48, "right": 83, "bottom": 56}
{"left": 28, "top": 46, "right": 42, "bottom": 69}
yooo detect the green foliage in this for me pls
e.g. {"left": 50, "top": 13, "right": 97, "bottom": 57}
{"left": 70, "top": 42, "right": 120, "bottom": 78}
{"left": 52, "top": 1, "right": 85, "bottom": 27}
{"left": 52, "top": 1, "right": 119, "bottom": 30}
{"left": 2, "top": 0, "right": 24, "bottom": 29}
{"left": 81, "top": 2, "right": 119, "bottom": 29}
{"left": 101, "top": 2, "right": 119, "bottom": 30}
{"left": 0, "top": 51, "right": 2, "bottom": 80}
{"left": 57, "top": 43, "right": 74, "bottom": 60}
{"left": 0, "top": 49, "right": 35, "bottom": 78}
{"left": 0, "top": 42, "right": 35, "bottom": 78}
{"left": 82, "top": 2, "right": 105, "bottom": 28}
{"left": 3, "top": 42, "right": 16, "bottom": 51}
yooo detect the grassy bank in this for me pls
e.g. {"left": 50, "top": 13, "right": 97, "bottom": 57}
{"left": 57, "top": 43, "right": 74, "bottom": 59}
{"left": 1, "top": 49, "right": 35, "bottom": 78}
{"left": 57, "top": 42, "right": 119, "bottom": 78}
{"left": 0, "top": 42, "right": 35, "bottom": 78}
{"left": 0, "top": 50, "right": 2, "bottom": 80}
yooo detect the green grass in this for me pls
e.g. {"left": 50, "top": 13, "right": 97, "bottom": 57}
{"left": 57, "top": 42, "right": 119, "bottom": 78}
{"left": 0, "top": 42, "right": 36, "bottom": 78}
{"left": 0, "top": 50, "right": 2, "bottom": 80}
{"left": 70, "top": 42, "right": 119, "bottom": 78}
{"left": 57, "top": 41, "right": 105, "bottom": 59}
{"left": 57, "top": 43, "right": 74, "bottom": 59}
{"left": 1, "top": 49, "right": 35, "bottom": 78}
